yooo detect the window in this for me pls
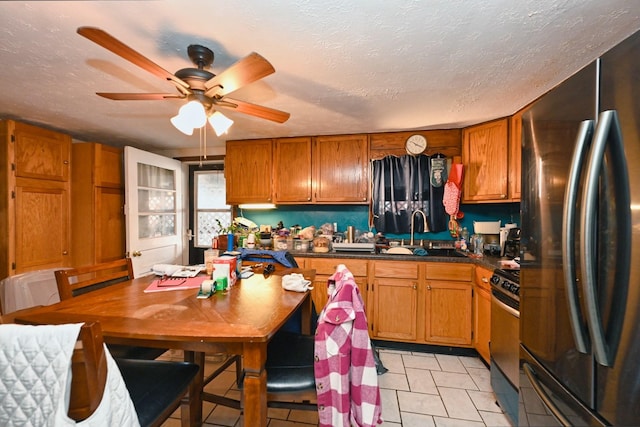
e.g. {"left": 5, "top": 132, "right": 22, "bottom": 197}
{"left": 194, "top": 169, "right": 231, "bottom": 248}
{"left": 371, "top": 154, "right": 449, "bottom": 234}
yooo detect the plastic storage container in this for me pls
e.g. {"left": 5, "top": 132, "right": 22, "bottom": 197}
{"left": 292, "top": 239, "right": 310, "bottom": 252}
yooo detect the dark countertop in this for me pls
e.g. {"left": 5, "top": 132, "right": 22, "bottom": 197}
{"left": 290, "top": 250, "right": 509, "bottom": 272}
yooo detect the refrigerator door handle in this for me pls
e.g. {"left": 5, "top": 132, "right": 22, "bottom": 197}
{"left": 580, "top": 110, "right": 631, "bottom": 367}
{"left": 562, "top": 119, "right": 593, "bottom": 354}
{"left": 523, "top": 363, "right": 572, "bottom": 427}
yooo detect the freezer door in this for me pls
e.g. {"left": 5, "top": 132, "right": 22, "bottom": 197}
{"left": 595, "top": 29, "right": 640, "bottom": 426}
{"left": 520, "top": 61, "right": 597, "bottom": 407}
{"left": 519, "top": 346, "right": 607, "bottom": 426}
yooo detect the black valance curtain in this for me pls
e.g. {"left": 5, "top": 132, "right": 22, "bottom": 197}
{"left": 372, "top": 154, "right": 447, "bottom": 234}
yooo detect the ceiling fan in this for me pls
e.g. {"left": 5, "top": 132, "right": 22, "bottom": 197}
{"left": 77, "top": 26, "right": 290, "bottom": 135}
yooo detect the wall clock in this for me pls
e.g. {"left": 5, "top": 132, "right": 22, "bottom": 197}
{"left": 405, "top": 134, "right": 427, "bottom": 155}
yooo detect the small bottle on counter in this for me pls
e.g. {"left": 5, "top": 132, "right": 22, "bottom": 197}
{"left": 460, "top": 227, "right": 469, "bottom": 252}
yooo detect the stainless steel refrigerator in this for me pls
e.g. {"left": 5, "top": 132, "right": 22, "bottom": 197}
{"left": 519, "top": 28, "right": 640, "bottom": 426}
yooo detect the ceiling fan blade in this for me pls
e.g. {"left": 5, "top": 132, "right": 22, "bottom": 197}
{"left": 204, "top": 52, "right": 275, "bottom": 97}
{"left": 217, "top": 98, "right": 290, "bottom": 123}
{"left": 97, "top": 93, "right": 186, "bottom": 100}
{"left": 77, "top": 26, "right": 189, "bottom": 89}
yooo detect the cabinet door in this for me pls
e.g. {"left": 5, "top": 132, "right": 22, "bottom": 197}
{"left": 314, "top": 135, "right": 369, "bottom": 203}
{"left": 14, "top": 182, "right": 69, "bottom": 272}
{"left": 462, "top": 118, "right": 509, "bottom": 202}
{"left": 94, "top": 144, "right": 123, "bottom": 188}
{"left": 474, "top": 266, "right": 493, "bottom": 363}
{"left": 14, "top": 122, "right": 70, "bottom": 182}
{"left": 372, "top": 277, "right": 418, "bottom": 341}
{"left": 225, "top": 139, "right": 273, "bottom": 204}
{"left": 424, "top": 280, "right": 472, "bottom": 345}
{"left": 509, "top": 112, "right": 522, "bottom": 201}
{"left": 95, "top": 187, "right": 125, "bottom": 263}
{"left": 306, "top": 258, "right": 368, "bottom": 313}
{"left": 273, "top": 137, "right": 312, "bottom": 203}
{"left": 474, "top": 285, "right": 491, "bottom": 363}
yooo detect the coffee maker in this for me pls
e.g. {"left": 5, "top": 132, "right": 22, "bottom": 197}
{"left": 503, "top": 228, "right": 521, "bottom": 258}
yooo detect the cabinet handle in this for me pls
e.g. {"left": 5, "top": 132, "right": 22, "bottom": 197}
{"left": 500, "top": 194, "right": 506, "bottom": 199}
{"left": 63, "top": 160, "right": 69, "bottom": 165}
{"left": 427, "top": 285, "right": 432, "bottom": 291}
{"left": 482, "top": 277, "right": 489, "bottom": 283}
{"left": 62, "top": 250, "right": 68, "bottom": 255}
{"left": 132, "top": 250, "right": 142, "bottom": 257}
{"left": 412, "top": 283, "right": 417, "bottom": 290}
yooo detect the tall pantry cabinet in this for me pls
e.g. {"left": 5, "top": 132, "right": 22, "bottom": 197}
{"left": 71, "top": 142, "right": 125, "bottom": 267}
{"left": 0, "top": 120, "right": 71, "bottom": 279}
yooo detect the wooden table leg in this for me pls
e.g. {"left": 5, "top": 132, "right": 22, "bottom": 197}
{"left": 183, "top": 350, "right": 205, "bottom": 427}
{"left": 301, "top": 292, "right": 312, "bottom": 335}
{"left": 242, "top": 342, "right": 268, "bottom": 427}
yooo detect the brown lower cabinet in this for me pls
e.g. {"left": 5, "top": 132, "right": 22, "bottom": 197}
{"left": 295, "top": 257, "right": 368, "bottom": 317}
{"left": 474, "top": 266, "right": 493, "bottom": 363}
{"left": 296, "top": 256, "right": 475, "bottom": 348}
{"left": 371, "top": 260, "right": 419, "bottom": 341}
{"left": 424, "top": 262, "right": 473, "bottom": 346}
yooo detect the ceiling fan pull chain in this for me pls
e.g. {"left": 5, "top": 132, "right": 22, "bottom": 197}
{"left": 199, "top": 127, "right": 203, "bottom": 167}
{"left": 203, "top": 124, "right": 207, "bottom": 160}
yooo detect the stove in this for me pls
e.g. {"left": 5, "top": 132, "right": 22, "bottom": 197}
{"left": 490, "top": 266, "right": 520, "bottom": 425}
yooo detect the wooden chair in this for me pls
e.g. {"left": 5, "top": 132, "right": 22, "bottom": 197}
{"left": 69, "top": 321, "right": 109, "bottom": 420}
{"left": 203, "top": 250, "right": 318, "bottom": 411}
{"left": 55, "top": 259, "right": 167, "bottom": 360}
{"left": 69, "top": 322, "right": 199, "bottom": 426}
{"left": 0, "top": 318, "right": 198, "bottom": 426}
{"left": 203, "top": 331, "right": 317, "bottom": 412}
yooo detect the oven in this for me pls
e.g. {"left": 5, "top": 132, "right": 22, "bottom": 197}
{"left": 490, "top": 268, "right": 520, "bottom": 426}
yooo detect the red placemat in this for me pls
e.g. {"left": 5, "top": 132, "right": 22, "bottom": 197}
{"left": 144, "top": 276, "right": 208, "bottom": 293}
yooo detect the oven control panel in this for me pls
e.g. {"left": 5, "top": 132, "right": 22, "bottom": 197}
{"left": 491, "top": 270, "right": 520, "bottom": 301}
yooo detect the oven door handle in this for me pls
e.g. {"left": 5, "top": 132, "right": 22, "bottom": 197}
{"left": 491, "top": 293, "right": 519, "bottom": 318}
{"left": 562, "top": 119, "right": 593, "bottom": 354}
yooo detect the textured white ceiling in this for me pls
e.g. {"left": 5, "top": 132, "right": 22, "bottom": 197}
{"left": 0, "top": 1, "right": 639, "bottom": 155}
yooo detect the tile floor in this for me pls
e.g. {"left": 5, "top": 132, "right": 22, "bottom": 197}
{"left": 160, "top": 347, "right": 513, "bottom": 427}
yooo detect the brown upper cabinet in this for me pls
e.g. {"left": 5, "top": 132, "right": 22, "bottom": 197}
{"left": 462, "top": 117, "right": 521, "bottom": 203}
{"left": 313, "top": 134, "right": 369, "bottom": 203}
{"left": 0, "top": 120, "right": 71, "bottom": 278}
{"left": 225, "top": 139, "right": 274, "bottom": 204}
{"left": 509, "top": 112, "right": 522, "bottom": 201}
{"left": 273, "top": 137, "right": 313, "bottom": 202}
{"left": 227, "top": 134, "right": 370, "bottom": 205}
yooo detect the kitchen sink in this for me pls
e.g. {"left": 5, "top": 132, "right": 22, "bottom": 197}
{"left": 423, "top": 248, "right": 466, "bottom": 257}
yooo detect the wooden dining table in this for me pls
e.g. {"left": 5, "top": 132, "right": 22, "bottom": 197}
{"left": 2, "top": 267, "right": 315, "bottom": 427}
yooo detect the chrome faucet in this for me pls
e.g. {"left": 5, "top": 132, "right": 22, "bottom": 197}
{"left": 410, "top": 209, "right": 428, "bottom": 246}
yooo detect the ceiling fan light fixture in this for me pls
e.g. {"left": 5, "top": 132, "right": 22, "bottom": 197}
{"left": 170, "top": 113, "right": 194, "bottom": 135}
{"left": 181, "top": 100, "right": 207, "bottom": 128}
{"left": 171, "top": 99, "right": 208, "bottom": 135}
{"left": 208, "top": 111, "right": 234, "bottom": 136}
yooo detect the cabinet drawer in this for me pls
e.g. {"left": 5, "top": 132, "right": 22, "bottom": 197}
{"left": 425, "top": 262, "right": 473, "bottom": 281}
{"left": 475, "top": 266, "right": 493, "bottom": 292}
{"left": 373, "top": 260, "right": 418, "bottom": 279}
{"left": 308, "top": 258, "right": 368, "bottom": 276}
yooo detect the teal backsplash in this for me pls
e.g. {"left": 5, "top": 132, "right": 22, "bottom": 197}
{"left": 239, "top": 202, "right": 520, "bottom": 242}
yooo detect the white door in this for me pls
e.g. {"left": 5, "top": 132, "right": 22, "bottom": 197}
{"left": 124, "top": 146, "right": 184, "bottom": 277}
